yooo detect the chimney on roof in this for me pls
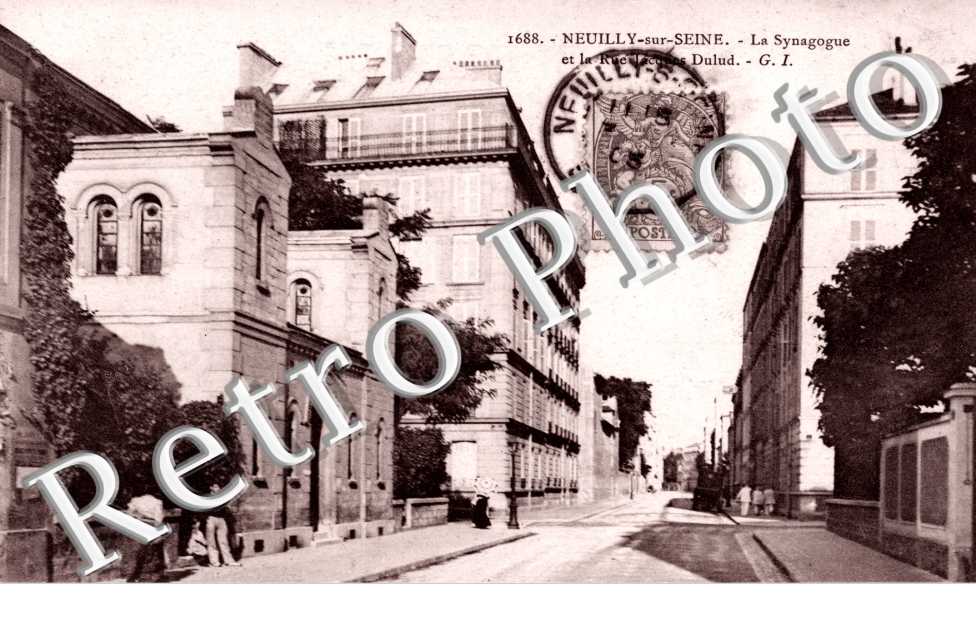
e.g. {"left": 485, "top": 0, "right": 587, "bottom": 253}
{"left": 886, "top": 36, "right": 918, "bottom": 107}
{"left": 237, "top": 42, "right": 281, "bottom": 91}
{"left": 453, "top": 59, "right": 503, "bottom": 85}
{"left": 390, "top": 22, "right": 416, "bottom": 80}
{"left": 222, "top": 87, "right": 275, "bottom": 149}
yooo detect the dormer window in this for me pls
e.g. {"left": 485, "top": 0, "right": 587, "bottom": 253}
{"left": 413, "top": 71, "right": 440, "bottom": 93}
{"left": 354, "top": 76, "right": 384, "bottom": 99}
{"left": 366, "top": 57, "right": 385, "bottom": 69}
{"left": 312, "top": 80, "right": 335, "bottom": 95}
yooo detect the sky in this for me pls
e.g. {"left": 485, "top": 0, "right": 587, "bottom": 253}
{"left": 3, "top": 0, "right": 971, "bottom": 451}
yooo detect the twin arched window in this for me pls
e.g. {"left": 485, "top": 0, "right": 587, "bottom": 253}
{"left": 92, "top": 193, "right": 163, "bottom": 275}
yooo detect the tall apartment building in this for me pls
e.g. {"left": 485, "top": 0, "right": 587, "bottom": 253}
{"left": 0, "top": 25, "right": 153, "bottom": 581}
{"left": 268, "top": 24, "right": 586, "bottom": 516}
{"left": 735, "top": 85, "right": 920, "bottom": 517}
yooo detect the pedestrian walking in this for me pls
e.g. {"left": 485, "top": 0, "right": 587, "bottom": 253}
{"left": 126, "top": 493, "right": 169, "bottom": 582}
{"left": 471, "top": 477, "right": 496, "bottom": 529}
{"left": 752, "top": 486, "right": 765, "bottom": 516}
{"left": 205, "top": 485, "right": 240, "bottom": 567}
{"left": 736, "top": 484, "right": 752, "bottom": 517}
{"left": 764, "top": 487, "right": 776, "bottom": 516}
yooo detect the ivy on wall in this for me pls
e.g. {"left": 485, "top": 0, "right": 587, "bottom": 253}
{"left": 21, "top": 64, "right": 96, "bottom": 450}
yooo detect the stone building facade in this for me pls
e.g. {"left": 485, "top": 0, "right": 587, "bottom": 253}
{"left": 286, "top": 197, "right": 397, "bottom": 540}
{"left": 0, "top": 25, "right": 153, "bottom": 581}
{"left": 734, "top": 87, "right": 919, "bottom": 517}
{"left": 265, "top": 24, "right": 586, "bottom": 517}
{"left": 58, "top": 80, "right": 396, "bottom": 556}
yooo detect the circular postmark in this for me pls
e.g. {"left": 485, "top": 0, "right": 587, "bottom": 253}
{"left": 542, "top": 48, "right": 728, "bottom": 250}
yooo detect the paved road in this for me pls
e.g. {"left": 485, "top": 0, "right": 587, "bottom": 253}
{"left": 388, "top": 492, "right": 784, "bottom": 583}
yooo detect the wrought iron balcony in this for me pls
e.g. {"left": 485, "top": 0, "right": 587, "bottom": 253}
{"left": 276, "top": 122, "right": 519, "bottom": 164}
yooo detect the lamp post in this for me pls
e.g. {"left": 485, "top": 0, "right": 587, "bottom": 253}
{"left": 507, "top": 443, "right": 520, "bottom": 529}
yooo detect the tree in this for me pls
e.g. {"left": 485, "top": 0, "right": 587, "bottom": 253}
{"left": 663, "top": 452, "right": 681, "bottom": 484}
{"left": 284, "top": 156, "right": 363, "bottom": 231}
{"left": 389, "top": 208, "right": 432, "bottom": 303}
{"left": 593, "top": 374, "right": 652, "bottom": 469}
{"left": 397, "top": 299, "right": 508, "bottom": 424}
{"left": 147, "top": 116, "right": 181, "bottom": 133}
{"left": 809, "top": 64, "right": 976, "bottom": 499}
{"left": 393, "top": 426, "right": 450, "bottom": 499}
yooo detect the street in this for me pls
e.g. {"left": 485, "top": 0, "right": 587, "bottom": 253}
{"left": 386, "top": 492, "right": 786, "bottom": 583}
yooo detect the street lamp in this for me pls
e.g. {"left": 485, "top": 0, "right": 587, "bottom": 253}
{"left": 507, "top": 443, "right": 520, "bottom": 529}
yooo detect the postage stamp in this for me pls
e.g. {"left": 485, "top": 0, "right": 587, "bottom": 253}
{"left": 543, "top": 48, "right": 729, "bottom": 251}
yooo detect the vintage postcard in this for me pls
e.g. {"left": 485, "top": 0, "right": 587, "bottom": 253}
{"left": 0, "top": 1, "right": 973, "bottom": 611}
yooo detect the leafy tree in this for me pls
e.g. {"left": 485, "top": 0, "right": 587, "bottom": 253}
{"left": 393, "top": 426, "right": 450, "bottom": 499}
{"left": 809, "top": 64, "right": 976, "bottom": 499}
{"left": 147, "top": 116, "right": 181, "bottom": 133}
{"left": 594, "top": 374, "right": 652, "bottom": 470}
{"left": 397, "top": 299, "right": 508, "bottom": 424}
{"left": 389, "top": 208, "right": 432, "bottom": 303}
{"left": 663, "top": 451, "right": 681, "bottom": 484}
{"left": 284, "top": 156, "right": 363, "bottom": 231}
{"left": 177, "top": 400, "right": 246, "bottom": 495}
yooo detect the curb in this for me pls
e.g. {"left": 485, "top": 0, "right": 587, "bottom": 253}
{"left": 751, "top": 533, "right": 796, "bottom": 582}
{"left": 347, "top": 531, "right": 537, "bottom": 583}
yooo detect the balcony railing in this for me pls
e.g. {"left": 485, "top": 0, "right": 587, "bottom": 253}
{"left": 276, "top": 121, "right": 519, "bottom": 164}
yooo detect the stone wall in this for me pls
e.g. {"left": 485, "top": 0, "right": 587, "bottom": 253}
{"left": 392, "top": 497, "right": 449, "bottom": 532}
{"left": 825, "top": 498, "right": 880, "bottom": 550}
{"left": 880, "top": 530, "right": 949, "bottom": 578}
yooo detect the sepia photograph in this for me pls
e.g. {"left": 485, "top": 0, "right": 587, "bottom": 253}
{"left": 0, "top": 1, "right": 973, "bottom": 618}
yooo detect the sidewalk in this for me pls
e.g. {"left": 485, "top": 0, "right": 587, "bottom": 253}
{"left": 752, "top": 528, "right": 943, "bottom": 582}
{"left": 180, "top": 495, "right": 634, "bottom": 583}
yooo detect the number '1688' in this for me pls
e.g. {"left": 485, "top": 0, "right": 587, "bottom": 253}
{"left": 508, "top": 33, "right": 541, "bottom": 44}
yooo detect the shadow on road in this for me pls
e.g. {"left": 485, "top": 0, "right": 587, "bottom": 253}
{"left": 619, "top": 523, "right": 760, "bottom": 582}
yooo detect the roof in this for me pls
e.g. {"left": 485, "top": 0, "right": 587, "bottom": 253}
{"left": 0, "top": 24, "right": 151, "bottom": 133}
{"left": 814, "top": 87, "right": 920, "bottom": 121}
{"left": 270, "top": 54, "right": 503, "bottom": 108}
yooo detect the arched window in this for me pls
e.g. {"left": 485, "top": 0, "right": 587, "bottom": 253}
{"left": 93, "top": 196, "right": 118, "bottom": 274}
{"left": 254, "top": 199, "right": 269, "bottom": 281}
{"left": 293, "top": 279, "right": 312, "bottom": 330}
{"left": 375, "top": 277, "right": 387, "bottom": 321}
{"left": 346, "top": 413, "right": 359, "bottom": 480}
{"left": 137, "top": 195, "right": 163, "bottom": 274}
{"left": 375, "top": 418, "right": 385, "bottom": 479}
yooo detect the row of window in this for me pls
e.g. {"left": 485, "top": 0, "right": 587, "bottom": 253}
{"left": 445, "top": 440, "right": 579, "bottom": 489}
{"left": 390, "top": 171, "right": 482, "bottom": 216}
{"left": 89, "top": 194, "right": 272, "bottom": 283}
{"left": 91, "top": 194, "right": 163, "bottom": 275}
{"left": 253, "top": 403, "right": 387, "bottom": 484}
{"left": 405, "top": 234, "right": 482, "bottom": 286}
{"left": 278, "top": 109, "right": 489, "bottom": 159}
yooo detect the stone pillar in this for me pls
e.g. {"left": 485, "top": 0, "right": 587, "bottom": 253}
{"left": 944, "top": 383, "right": 976, "bottom": 581}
